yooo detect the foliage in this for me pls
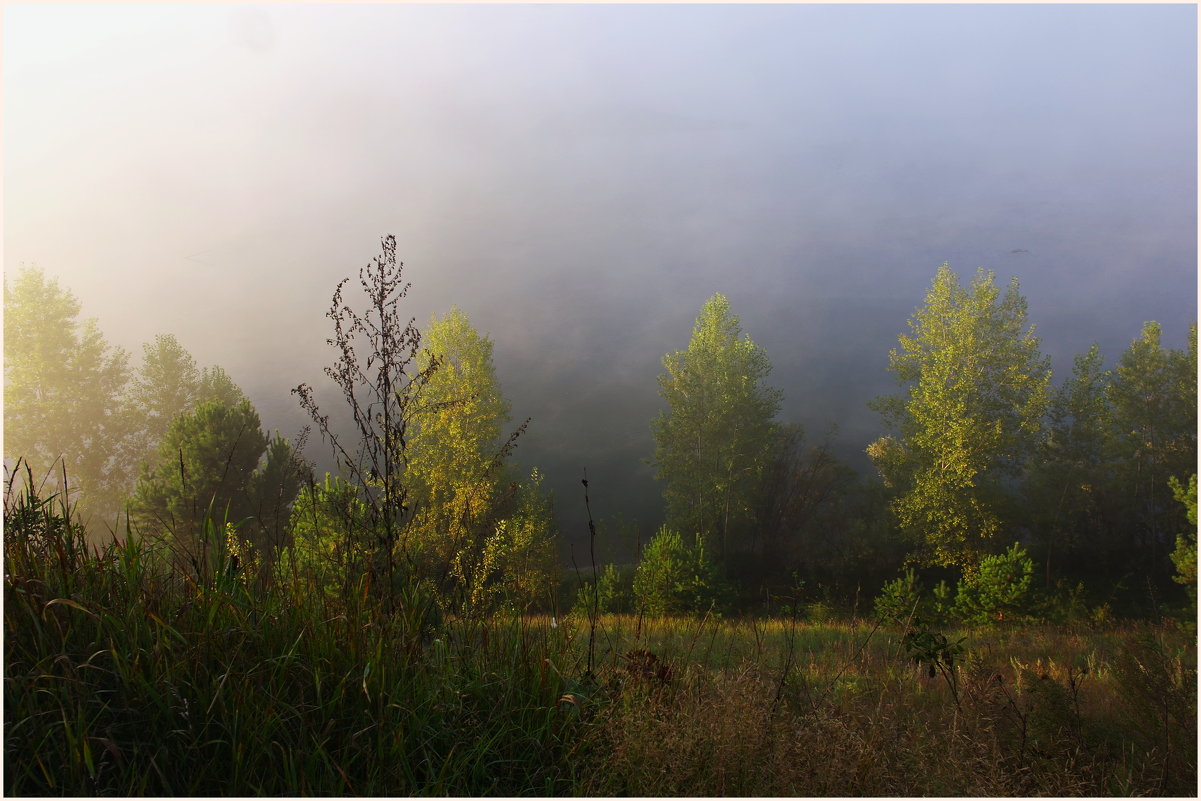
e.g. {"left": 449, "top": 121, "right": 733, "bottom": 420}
{"left": 575, "top": 563, "right": 634, "bottom": 616}
{"left": 1022, "top": 343, "right": 1111, "bottom": 581}
{"left": 129, "top": 398, "right": 307, "bottom": 567}
{"left": 632, "top": 526, "right": 727, "bottom": 616}
{"left": 3, "top": 265, "right": 131, "bottom": 525}
{"left": 4, "top": 472, "right": 1196, "bottom": 797}
{"left": 123, "top": 334, "right": 248, "bottom": 471}
{"left": 450, "top": 468, "right": 558, "bottom": 615}
{"left": 930, "top": 578, "right": 956, "bottom": 626}
{"left": 868, "top": 263, "right": 1050, "bottom": 569}
{"left": 277, "top": 472, "right": 373, "bottom": 602}
{"left": 405, "top": 306, "right": 531, "bottom": 605}
{"left": 953, "top": 543, "right": 1036, "bottom": 625}
{"left": 1021, "top": 324, "right": 1196, "bottom": 608}
{"left": 124, "top": 333, "right": 202, "bottom": 455}
{"left": 3, "top": 478, "right": 582, "bottom": 797}
{"left": 1106, "top": 322, "right": 1198, "bottom": 578}
{"left": 1033, "top": 579, "right": 1092, "bottom": 625}
{"left": 874, "top": 568, "right": 925, "bottom": 623}
{"left": 652, "top": 293, "right": 782, "bottom": 568}
{"left": 753, "top": 424, "right": 871, "bottom": 592}
{"left": 1168, "top": 473, "right": 1197, "bottom": 597}
{"left": 901, "top": 617, "right": 966, "bottom": 699}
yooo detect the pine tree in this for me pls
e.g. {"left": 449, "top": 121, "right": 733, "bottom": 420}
{"left": 122, "top": 334, "right": 249, "bottom": 475}
{"left": 129, "top": 398, "right": 306, "bottom": 568}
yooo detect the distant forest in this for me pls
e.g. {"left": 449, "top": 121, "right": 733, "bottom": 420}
{"left": 4, "top": 239, "right": 1196, "bottom": 620}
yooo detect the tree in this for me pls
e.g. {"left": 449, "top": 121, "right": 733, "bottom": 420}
{"left": 126, "top": 334, "right": 202, "bottom": 446}
{"left": 1018, "top": 324, "right": 1197, "bottom": 607}
{"left": 651, "top": 293, "right": 782, "bottom": 567}
{"left": 1022, "top": 343, "right": 1113, "bottom": 586}
{"left": 1107, "top": 322, "right": 1197, "bottom": 573}
{"left": 450, "top": 468, "right": 559, "bottom": 615}
{"left": 631, "top": 526, "right": 727, "bottom": 616}
{"left": 951, "top": 543, "right": 1035, "bottom": 625}
{"left": 125, "top": 334, "right": 248, "bottom": 449}
{"left": 868, "top": 263, "right": 1050, "bottom": 569}
{"left": 121, "top": 335, "right": 254, "bottom": 514}
{"left": 752, "top": 424, "right": 862, "bottom": 591}
{"left": 129, "top": 398, "right": 307, "bottom": 570}
{"left": 402, "top": 306, "right": 552, "bottom": 612}
{"left": 4, "top": 266, "right": 131, "bottom": 527}
{"left": 406, "top": 307, "right": 515, "bottom": 575}
{"left": 197, "top": 365, "right": 246, "bottom": 409}
{"left": 1168, "top": 473, "right": 1197, "bottom": 600}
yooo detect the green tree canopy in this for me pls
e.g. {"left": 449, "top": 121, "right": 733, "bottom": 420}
{"left": 123, "top": 334, "right": 249, "bottom": 474}
{"left": 868, "top": 263, "right": 1050, "bottom": 569}
{"left": 631, "top": 526, "right": 727, "bottom": 616}
{"left": 652, "top": 293, "right": 782, "bottom": 566}
{"left": 129, "top": 398, "right": 307, "bottom": 567}
{"left": 4, "top": 266, "right": 131, "bottom": 525}
{"left": 1021, "top": 343, "right": 1112, "bottom": 583}
{"left": 1106, "top": 322, "right": 1198, "bottom": 570}
{"left": 1168, "top": 473, "right": 1197, "bottom": 608}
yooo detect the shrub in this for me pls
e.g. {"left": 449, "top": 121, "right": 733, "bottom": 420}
{"left": 632, "top": 527, "right": 726, "bottom": 616}
{"left": 874, "top": 568, "right": 925, "bottom": 623}
{"left": 571, "top": 563, "right": 634, "bottom": 620}
{"left": 277, "top": 473, "right": 374, "bottom": 603}
{"left": 452, "top": 470, "right": 559, "bottom": 616}
{"left": 1035, "top": 579, "right": 1091, "bottom": 625}
{"left": 953, "top": 543, "right": 1035, "bottom": 625}
{"left": 1168, "top": 473, "right": 1197, "bottom": 601}
{"left": 930, "top": 579, "right": 955, "bottom": 627}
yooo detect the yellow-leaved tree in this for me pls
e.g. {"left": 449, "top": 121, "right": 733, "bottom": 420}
{"left": 406, "top": 307, "right": 556, "bottom": 613}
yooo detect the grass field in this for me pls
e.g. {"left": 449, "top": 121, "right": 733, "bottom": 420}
{"left": 4, "top": 483, "right": 1196, "bottom": 796}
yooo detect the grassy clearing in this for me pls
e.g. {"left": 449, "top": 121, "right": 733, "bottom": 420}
{"left": 4, "top": 481, "right": 1196, "bottom": 796}
{"left": 553, "top": 613, "right": 1196, "bottom": 795}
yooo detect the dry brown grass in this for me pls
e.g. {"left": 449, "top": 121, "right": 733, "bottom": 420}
{"left": 567, "top": 616, "right": 1196, "bottom": 796}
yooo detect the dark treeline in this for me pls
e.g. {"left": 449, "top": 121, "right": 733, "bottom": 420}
{"left": 3, "top": 243, "right": 1196, "bottom": 621}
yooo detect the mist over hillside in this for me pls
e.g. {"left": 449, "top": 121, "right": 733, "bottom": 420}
{"left": 5, "top": 4, "right": 1196, "bottom": 560}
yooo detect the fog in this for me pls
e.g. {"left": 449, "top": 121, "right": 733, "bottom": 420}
{"left": 5, "top": 4, "right": 1196, "bottom": 554}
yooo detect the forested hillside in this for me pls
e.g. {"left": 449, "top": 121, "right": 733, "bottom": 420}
{"left": 5, "top": 4, "right": 1197, "bottom": 795}
{"left": 5, "top": 245, "right": 1195, "bottom": 619}
{"left": 5, "top": 241, "right": 1197, "bottom": 796}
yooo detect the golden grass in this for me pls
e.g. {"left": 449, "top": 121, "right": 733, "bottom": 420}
{"left": 548, "top": 613, "right": 1197, "bottom": 796}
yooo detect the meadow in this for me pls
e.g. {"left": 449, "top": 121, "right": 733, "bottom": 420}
{"left": 4, "top": 481, "right": 1196, "bottom": 797}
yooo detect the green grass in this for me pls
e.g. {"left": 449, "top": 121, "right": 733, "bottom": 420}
{"left": 4, "top": 478, "right": 1196, "bottom": 796}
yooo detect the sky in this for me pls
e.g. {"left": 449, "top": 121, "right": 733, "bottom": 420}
{"left": 4, "top": 3, "right": 1197, "bottom": 556}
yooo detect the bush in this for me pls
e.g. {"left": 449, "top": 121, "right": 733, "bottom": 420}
{"left": 573, "top": 563, "right": 633, "bottom": 616}
{"left": 1168, "top": 473, "right": 1197, "bottom": 603}
{"left": 1034, "top": 579, "right": 1091, "bottom": 625}
{"left": 930, "top": 579, "right": 955, "bottom": 627}
{"left": 874, "top": 568, "right": 925, "bottom": 623}
{"left": 953, "top": 543, "right": 1035, "bottom": 625}
{"left": 277, "top": 473, "right": 374, "bottom": 602}
{"left": 632, "top": 527, "right": 727, "bottom": 616}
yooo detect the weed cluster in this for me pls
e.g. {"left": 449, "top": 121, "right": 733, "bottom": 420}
{"left": 3, "top": 474, "right": 585, "bottom": 795}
